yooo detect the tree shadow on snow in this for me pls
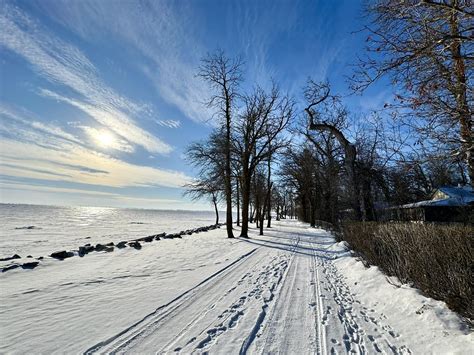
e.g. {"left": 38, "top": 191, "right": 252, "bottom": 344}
{"left": 238, "top": 236, "right": 346, "bottom": 260}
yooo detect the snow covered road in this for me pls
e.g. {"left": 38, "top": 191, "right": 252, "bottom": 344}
{"left": 1, "top": 220, "right": 472, "bottom": 354}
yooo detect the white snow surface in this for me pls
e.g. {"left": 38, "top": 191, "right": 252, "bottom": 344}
{"left": 1, "top": 219, "right": 472, "bottom": 354}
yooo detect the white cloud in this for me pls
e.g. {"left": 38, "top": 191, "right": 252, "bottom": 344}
{"left": 0, "top": 181, "right": 209, "bottom": 210}
{"left": 0, "top": 181, "right": 119, "bottom": 197}
{"left": 30, "top": 0, "right": 213, "bottom": 124}
{"left": 0, "top": 105, "right": 82, "bottom": 145}
{"left": 0, "top": 138, "right": 190, "bottom": 188}
{"left": 80, "top": 126, "right": 134, "bottom": 153}
{"left": 156, "top": 119, "right": 181, "bottom": 129}
{"left": 38, "top": 89, "right": 172, "bottom": 154}
{"left": 0, "top": 106, "right": 191, "bottom": 189}
{"left": 0, "top": 3, "right": 171, "bottom": 154}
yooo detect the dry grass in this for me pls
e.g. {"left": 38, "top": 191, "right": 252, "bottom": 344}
{"left": 341, "top": 222, "right": 473, "bottom": 320}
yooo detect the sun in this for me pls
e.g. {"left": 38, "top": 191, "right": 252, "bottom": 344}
{"left": 94, "top": 130, "right": 116, "bottom": 149}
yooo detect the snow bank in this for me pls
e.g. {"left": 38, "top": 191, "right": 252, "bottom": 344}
{"left": 331, "top": 240, "right": 473, "bottom": 354}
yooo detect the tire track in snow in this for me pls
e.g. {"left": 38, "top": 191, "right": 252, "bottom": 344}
{"left": 309, "top": 237, "right": 327, "bottom": 355}
{"left": 241, "top": 237, "right": 303, "bottom": 354}
{"left": 164, "top": 253, "right": 289, "bottom": 353}
{"left": 84, "top": 247, "right": 258, "bottom": 354}
{"left": 190, "top": 255, "right": 290, "bottom": 353}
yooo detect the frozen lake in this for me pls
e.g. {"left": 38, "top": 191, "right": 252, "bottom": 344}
{"left": 0, "top": 204, "right": 217, "bottom": 257}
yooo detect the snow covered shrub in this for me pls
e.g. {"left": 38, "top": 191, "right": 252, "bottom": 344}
{"left": 341, "top": 222, "right": 473, "bottom": 320}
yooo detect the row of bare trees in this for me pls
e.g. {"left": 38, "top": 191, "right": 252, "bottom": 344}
{"left": 186, "top": 52, "right": 294, "bottom": 238}
{"left": 185, "top": 1, "right": 472, "bottom": 234}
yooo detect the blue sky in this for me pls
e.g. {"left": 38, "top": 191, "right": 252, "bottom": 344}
{"left": 0, "top": 0, "right": 391, "bottom": 210}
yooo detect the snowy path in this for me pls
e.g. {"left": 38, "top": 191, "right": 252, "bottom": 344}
{"left": 1, "top": 220, "right": 472, "bottom": 354}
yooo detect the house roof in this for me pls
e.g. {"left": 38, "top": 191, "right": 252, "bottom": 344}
{"left": 398, "top": 186, "right": 474, "bottom": 209}
{"left": 435, "top": 186, "right": 474, "bottom": 203}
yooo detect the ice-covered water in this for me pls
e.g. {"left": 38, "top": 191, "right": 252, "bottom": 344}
{"left": 0, "top": 204, "right": 217, "bottom": 257}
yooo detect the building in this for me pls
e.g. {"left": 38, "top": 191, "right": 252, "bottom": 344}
{"left": 385, "top": 186, "right": 474, "bottom": 223}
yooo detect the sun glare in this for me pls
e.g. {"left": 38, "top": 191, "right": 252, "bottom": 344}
{"left": 94, "top": 130, "right": 116, "bottom": 149}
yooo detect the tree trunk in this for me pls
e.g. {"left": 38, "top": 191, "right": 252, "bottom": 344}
{"left": 256, "top": 203, "right": 260, "bottom": 228}
{"left": 224, "top": 92, "right": 234, "bottom": 238}
{"left": 266, "top": 156, "right": 272, "bottom": 228}
{"left": 236, "top": 178, "right": 240, "bottom": 226}
{"left": 240, "top": 172, "right": 251, "bottom": 238}
{"left": 213, "top": 197, "right": 219, "bottom": 225}
{"left": 262, "top": 181, "right": 273, "bottom": 234}
{"left": 449, "top": 6, "right": 474, "bottom": 187}
{"left": 310, "top": 194, "right": 316, "bottom": 227}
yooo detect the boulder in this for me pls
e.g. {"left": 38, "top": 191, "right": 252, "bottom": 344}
{"left": 95, "top": 244, "right": 107, "bottom": 252}
{"left": 78, "top": 245, "right": 94, "bottom": 257}
{"left": 128, "top": 241, "right": 142, "bottom": 250}
{"left": 26, "top": 255, "right": 33, "bottom": 258}
{"left": 2, "top": 264, "right": 20, "bottom": 273}
{"left": 21, "top": 262, "right": 39, "bottom": 270}
{"left": 37, "top": 256, "right": 44, "bottom": 260}
{"left": 50, "top": 250, "right": 74, "bottom": 260}
{"left": 95, "top": 244, "right": 114, "bottom": 252}
{"left": 0, "top": 254, "right": 21, "bottom": 262}
{"left": 116, "top": 241, "right": 127, "bottom": 249}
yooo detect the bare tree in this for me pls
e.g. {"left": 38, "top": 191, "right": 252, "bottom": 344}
{"left": 304, "top": 80, "right": 362, "bottom": 220}
{"left": 199, "top": 51, "right": 244, "bottom": 238}
{"left": 185, "top": 130, "right": 225, "bottom": 227}
{"left": 184, "top": 179, "right": 221, "bottom": 225}
{"left": 280, "top": 144, "right": 321, "bottom": 226}
{"left": 233, "top": 85, "right": 294, "bottom": 237}
{"left": 352, "top": 0, "right": 473, "bottom": 186}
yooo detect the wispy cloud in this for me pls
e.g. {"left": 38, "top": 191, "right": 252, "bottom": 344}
{"left": 0, "top": 104, "right": 82, "bottom": 145}
{"left": 0, "top": 180, "right": 181, "bottom": 204}
{"left": 0, "top": 3, "right": 171, "bottom": 154}
{"left": 80, "top": 126, "right": 134, "bottom": 153}
{"left": 30, "top": 0, "right": 213, "bottom": 124}
{"left": 0, "top": 181, "right": 193, "bottom": 209}
{"left": 0, "top": 106, "right": 191, "bottom": 189}
{"left": 0, "top": 181, "right": 118, "bottom": 197}
{"left": 156, "top": 120, "right": 181, "bottom": 129}
{"left": 0, "top": 138, "right": 190, "bottom": 188}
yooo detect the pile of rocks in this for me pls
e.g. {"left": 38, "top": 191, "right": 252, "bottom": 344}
{"left": 1, "top": 223, "right": 223, "bottom": 273}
